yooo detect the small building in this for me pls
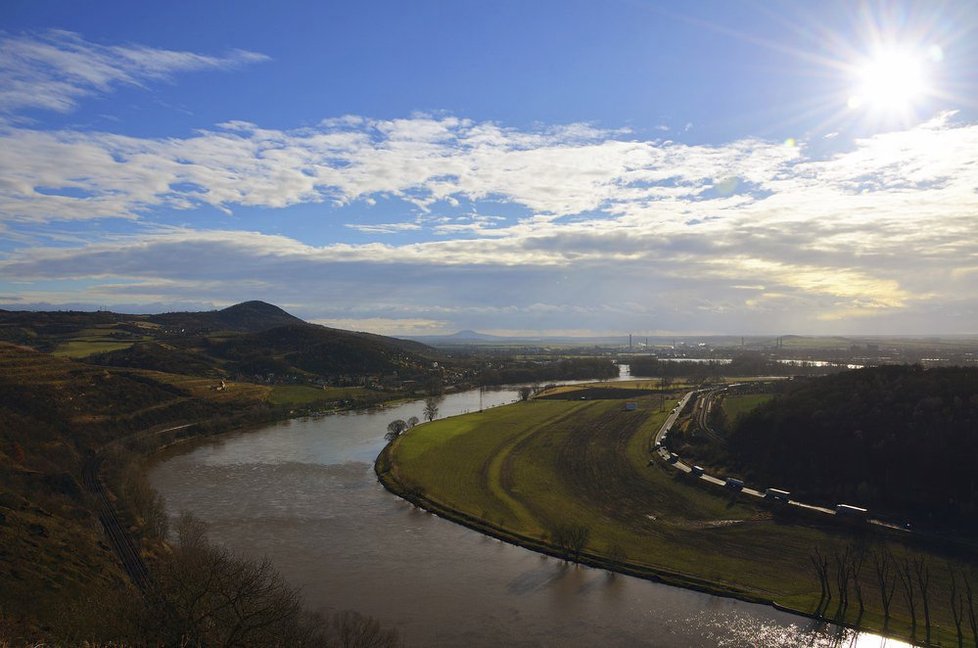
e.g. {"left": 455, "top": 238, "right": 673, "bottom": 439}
{"left": 725, "top": 477, "right": 744, "bottom": 491}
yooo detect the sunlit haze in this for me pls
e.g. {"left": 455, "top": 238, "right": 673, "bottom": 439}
{"left": 2, "top": 0, "right": 977, "bottom": 336}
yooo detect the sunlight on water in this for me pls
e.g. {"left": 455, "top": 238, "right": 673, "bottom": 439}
{"left": 696, "top": 612, "right": 915, "bottom": 648}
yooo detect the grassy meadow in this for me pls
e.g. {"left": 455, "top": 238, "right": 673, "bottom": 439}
{"left": 381, "top": 383, "right": 976, "bottom": 646}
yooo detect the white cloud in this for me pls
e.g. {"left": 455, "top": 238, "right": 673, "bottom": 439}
{"left": 3, "top": 97, "right": 978, "bottom": 333}
{"left": 0, "top": 30, "right": 268, "bottom": 115}
{"left": 344, "top": 221, "right": 422, "bottom": 235}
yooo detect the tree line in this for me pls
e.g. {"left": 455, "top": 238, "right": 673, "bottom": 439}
{"left": 809, "top": 540, "right": 978, "bottom": 647}
{"left": 478, "top": 357, "right": 618, "bottom": 385}
{"left": 728, "top": 365, "right": 978, "bottom": 530}
{"left": 384, "top": 397, "right": 440, "bottom": 441}
{"left": 626, "top": 352, "right": 849, "bottom": 380}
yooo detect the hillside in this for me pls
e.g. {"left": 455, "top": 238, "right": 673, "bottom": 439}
{"left": 0, "top": 302, "right": 447, "bottom": 385}
{"left": 728, "top": 365, "right": 978, "bottom": 529}
{"left": 205, "top": 322, "right": 443, "bottom": 382}
{"left": 147, "top": 300, "right": 305, "bottom": 333}
{"left": 0, "top": 300, "right": 302, "bottom": 356}
{"left": 0, "top": 342, "right": 266, "bottom": 636}
{"left": 88, "top": 341, "right": 223, "bottom": 376}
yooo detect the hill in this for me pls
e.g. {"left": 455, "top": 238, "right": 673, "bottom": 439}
{"left": 0, "top": 342, "right": 268, "bottom": 636}
{"left": 0, "top": 302, "right": 450, "bottom": 639}
{"left": 147, "top": 300, "right": 305, "bottom": 333}
{"left": 0, "top": 300, "right": 304, "bottom": 356}
{"left": 728, "top": 365, "right": 978, "bottom": 529}
{"left": 0, "top": 302, "right": 447, "bottom": 385}
{"left": 209, "top": 323, "right": 442, "bottom": 382}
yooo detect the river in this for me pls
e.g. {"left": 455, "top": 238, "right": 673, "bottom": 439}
{"left": 149, "top": 378, "right": 910, "bottom": 647}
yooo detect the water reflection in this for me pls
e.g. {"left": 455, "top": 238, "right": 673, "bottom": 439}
{"left": 149, "top": 383, "right": 912, "bottom": 648}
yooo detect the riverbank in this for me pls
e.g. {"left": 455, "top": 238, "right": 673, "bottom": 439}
{"left": 375, "top": 442, "right": 767, "bottom": 603}
{"left": 376, "top": 385, "right": 964, "bottom": 647}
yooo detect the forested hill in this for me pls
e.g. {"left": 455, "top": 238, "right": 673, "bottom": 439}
{"left": 147, "top": 300, "right": 305, "bottom": 332}
{"left": 207, "top": 323, "right": 440, "bottom": 380}
{"left": 729, "top": 365, "right": 978, "bottom": 530}
{"left": 0, "top": 302, "right": 445, "bottom": 382}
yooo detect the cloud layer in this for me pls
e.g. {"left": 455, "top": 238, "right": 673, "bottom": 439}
{"left": 0, "top": 30, "right": 268, "bottom": 115}
{"left": 1, "top": 32, "right": 976, "bottom": 335}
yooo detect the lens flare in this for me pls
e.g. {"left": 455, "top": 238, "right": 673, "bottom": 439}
{"left": 848, "top": 47, "right": 930, "bottom": 116}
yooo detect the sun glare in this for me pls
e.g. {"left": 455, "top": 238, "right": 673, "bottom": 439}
{"left": 847, "top": 46, "right": 937, "bottom": 117}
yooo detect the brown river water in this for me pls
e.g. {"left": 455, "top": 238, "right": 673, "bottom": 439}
{"left": 149, "top": 378, "right": 911, "bottom": 647}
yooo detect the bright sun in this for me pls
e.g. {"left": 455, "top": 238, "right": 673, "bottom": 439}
{"left": 847, "top": 46, "right": 936, "bottom": 116}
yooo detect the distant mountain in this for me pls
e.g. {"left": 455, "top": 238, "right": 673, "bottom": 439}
{"left": 451, "top": 330, "right": 502, "bottom": 340}
{"left": 148, "top": 300, "right": 305, "bottom": 333}
{"left": 408, "top": 330, "right": 523, "bottom": 345}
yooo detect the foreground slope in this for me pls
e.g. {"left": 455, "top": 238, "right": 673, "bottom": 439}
{"left": 0, "top": 342, "right": 288, "bottom": 636}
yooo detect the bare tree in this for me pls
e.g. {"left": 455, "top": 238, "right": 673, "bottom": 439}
{"left": 810, "top": 546, "right": 832, "bottom": 618}
{"left": 158, "top": 513, "right": 306, "bottom": 647}
{"left": 965, "top": 571, "right": 978, "bottom": 648}
{"left": 385, "top": 419, "right": 408, "bottom": 442}
{"left": 406, "top": 416, "right": 420, "bottom": 429}
{"left": 950, "top": 564, "right": 966, "bottom": 648}
{"left": 913, "top": 555, "right": 932, "bottom": 645}
{"left": 897, "top": 556, "right": 918, "bottom": 640}
{"left": 423, "top": 397, "right": 439, "bottom": 422}
{"left": 551, "top": 523, "right": 590, "bottom": 562}
{"left": 848, "top": 543, "right": 867, "bottom": 623}
{"left": 833, "top": 544, "right": 852, "bottom": 620}
{"left": 518, "top": 386, "right": 533, "bottom": 401}
{"left": 154, "top": 512, "right": 402, "bottom": 647}
{"left": 123, "top": 463, "right": 169, "bottom": 540}
{"left": 872, "top": 546, "right": 897, "bottom": 629}
{"left": 606, "top": 543, "right": 627, "bottom": 568}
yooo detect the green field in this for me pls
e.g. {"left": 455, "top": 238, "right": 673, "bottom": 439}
{"left": 380, "top": 385, "right": 972, "bottom": 646}
{"left": 51, "top": 339, "right": 136, "bottom": 358}
{"left": 267, "top": 384, "right": 376, "bottom": 405}
{"left": 720, "top": 392, "right": 773, "bottom": 423}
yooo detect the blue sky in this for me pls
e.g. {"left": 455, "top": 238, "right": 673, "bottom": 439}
{"left": 2, "top": 0, "right": 977, "bottom": 336}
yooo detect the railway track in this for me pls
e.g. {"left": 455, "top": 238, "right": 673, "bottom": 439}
{"left": 81, "top": 424, "right": 194, "bottom": 592}
{"left": 82, "top": 454, "right": 153, "bottom": 591}
{"left": 690, "top": 388, "right": 726, "bottom": 445}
